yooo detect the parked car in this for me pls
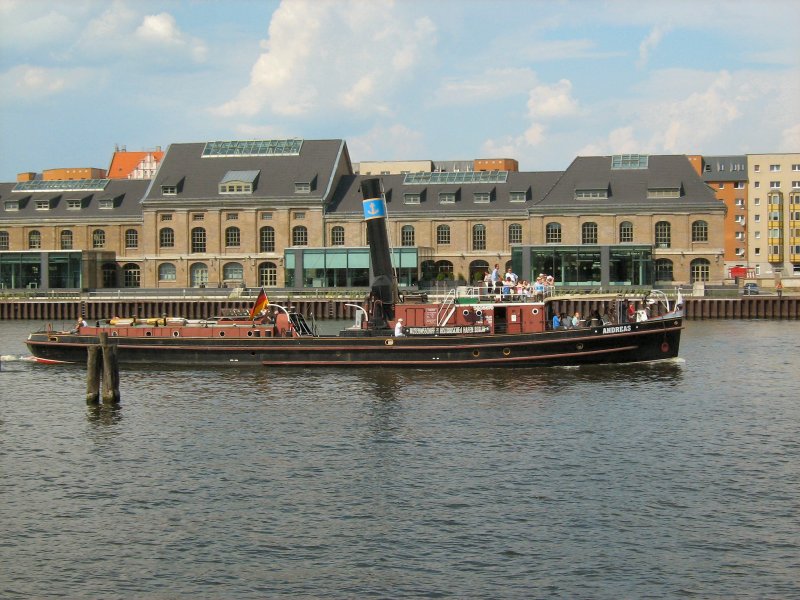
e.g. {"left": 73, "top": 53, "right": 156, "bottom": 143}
{"left": 742, "top": 283, "right": 760, "bottom": 295}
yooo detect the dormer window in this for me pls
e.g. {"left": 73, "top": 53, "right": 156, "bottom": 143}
{"left": 67, "top": 199, "right": 82, "bottom": 210}
{"left": 473, "top": 192, "right": 491, "bottom": 204}
{"left": 219, "top": 170, "right": 259, "bottom": 195}
{"left": 4, "top": 201, "right": 19, "bottom": 211}
{"left": 99, "top": 198, "right": 115, "bottom": 209}
{"left": 294, "top": 182, "right": 311, "bottom": 194}
{"left": 575, "top": 188, "right": 608, "bottom": 200}
{"left": 404, "top": 193, "right": 421, "bottom": 205}
{"left": 35, "top": 200, "right": 50, "bottom": 210}
{"left": 439, "top": 192, "right": 456, "bottom": 204}
{"left": 161, "top": 185, "right": 177, "bottom": 195}
{"left": 509, "top": 191, "right": 527, "bottom": 203}
{"left": 647, "top": 187, "right": 681, "bottom": 199}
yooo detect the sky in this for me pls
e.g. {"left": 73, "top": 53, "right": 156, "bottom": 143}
{"left": 1, "top": 0, "right": 799, "bottom": 182}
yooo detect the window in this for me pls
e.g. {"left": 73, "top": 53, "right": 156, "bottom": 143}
{"left": 260, "top": 226, "right": 275, "bottom": 252}
{"left": 225, "top": 226, "right": 241, "bottom": 248}
{"left": 735, "top": 198, "right": 745, "bottom": 207}
{"left": 655, "top": 221, "right": 671, "bottom": 248}
{"left": 223, "top": 262, "right": 243, "bottom": 281}
{"left": 401, "top": 225, "right": 415, "bottom": 247}
{"left": 508, "top": 223, "right": 523, "bottom": 245}
{"left": 735, "top": 215, "right": 746, "bottom": 224}
{"left": 123, "top": 264, "right": 140, "bottom": 288}
{"left": 160, "top": 214, "right": 173, "bottom": 221}
{"left": 258, "top": 262, "right": 278, "bottom": 287}
{"left": 472, "top": 224, "right": 486, "bottom": 250}
{"left": 718, "top": 183, "right": 725, "bottom": 189}
{"left": 770, "top": 181, "right": 780, "bottom": 189}
{"left": 67, "top": 199, "right": 82, "bottom": 210}
{"left": 619, "top": 221, "right": 633, "bottom": 243}
{"left": 647, "top": 187, "right": 681, "bottom": 199}
{"left": 35, "top": 200, "right": 50, "bottom": 210}
{"left": 294, "top": 182, "right": 311, "bottom": 193}
{"left": 439, "top": 192, "right": 455, "bottom": 204}
{"left": 754, "top": 197, "right": 761, "bottom": 205}
{"left": 754, "top": 165, "right": 760, "bottom": 172}
{"left": 735, "top": 231, "right": 745, "bottom": 241}
{"left": 260, "top": 212, "right": 273, "bottom": 220}
{"left": 158, "top": 263, "right": 177, "bottom": 281}
{"left": 29, "top": 230, "right": 41, "bottom": 249}
{"left": 191, "top": 227, "right": 206, "bottom": 253}
{"left": 509, "top": 191, "right": 527, "bottom": 203}
{"left": 546, "top": 222, "right": 561, "bottom": 244}
{"left": 190, "top": 263, "right": 208, "bottom": 287}
{"left": 0, "top": 230, "right": 8, "bottom": 250}
{"left": 690, "top": 258, "right": 710, "bottom": 283}
{"left": 161, "top": 185, "right": 177, "bottom": 195}
{"left": 226, "top": 213, "right": 239, "bottom": 221}
{"left": 575, "top": 189, "right": 608, "bottom": 199}
{"left": 60, "top": 230, "right": 73, "bottom": 250}
{"left": 793, "top": 164, "right": 800, "bottom": 171}
{"left": 736, "top": 248, "right": 745, "bottom": 257}
{"left": 793, "top": 181, "right": 800, "bottom": 189}
{"left": 292, "top": 226, "right": 307, "bottom": 246}
{"left": 404, "top": 193, "right": 421, "bottom": 205}
{"left": 331, "top": 226, "right": 345, "bottom": 246}
{"left": 99, "top": 199, "right": 114, "bottom": 209}
{"left": 92, "top": 229, "right": 105, "bottom": 249}
{"left": 4, "top": 201, "right": 19, "bottom": 211}
{"left": 755, "top": 231, "right": 761, "bottom": 239}
{"left": 159, "top": 227, "right": 175, "bottom": 248}
{"left": 655, "top": 259, "right": 673, "bottom": 282}
{"left": 582, "top": 222, "right": 598, "bottom": 244}
{"left": 754, "top": 214, "right": 761, "bottom": 222}
{"left": 473, "top": 192, "right": 491, "bottom": 204}
{"left": 754, "top": 182, "right": 760, "bottom": 188}
{"left": 294, "top": 212, "right": 305, "bottom": 220}
{"left": 770, "top": 164, "right": 780, "bottom": 171}
{"left": 692, "top": 220, "right": 708, "bottom": 242}
{"left": 437, "top": 224, "right": 450, "bottom": 245}
{"left": 734, "top": 182, "right": 745, "bottom": 189}
{"left": 125, "top": 229, "right": 138, "bottom": 249}
{"left": 192, "top": 213, "right": 204, "bottom": 221}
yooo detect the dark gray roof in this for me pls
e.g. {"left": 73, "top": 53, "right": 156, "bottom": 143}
{"left": 0, "top": 179, "right": 149, "bottom": 221}
{"left": 326, "top": 171, "right": 563, "bottom": 216}
{"left": 699, "top": 155, "right": 747, "bottom": 182}
{"left": 143, "top": 139, "right": 348, "bottom": 203}
{"left": 538, "top": 155, "right": 723, "bottom": 212}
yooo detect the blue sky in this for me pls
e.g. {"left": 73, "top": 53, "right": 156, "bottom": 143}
{"left": 1, "top": 0, "right": 799, "bottom": 181}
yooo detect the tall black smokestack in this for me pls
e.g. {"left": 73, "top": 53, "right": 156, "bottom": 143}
{"left": 361, "top": 177, "right": 396, "bottom": 327}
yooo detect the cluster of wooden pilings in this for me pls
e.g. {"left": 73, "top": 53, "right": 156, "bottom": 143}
{"left": 86, "top": 332, "right": 120, "bottom": 405}
{"left": 0, "top": 296, "right": 798, "bottom": 321}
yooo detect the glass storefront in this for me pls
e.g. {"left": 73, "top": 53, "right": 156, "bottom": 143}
{"left": 284, "top": 247, "right": 419, "bottom": 288}
{"left": 0, "top": 251, "right": 82, "bottom": 289}
{"left": 513, "top": 245, "right": 653, "bottom": 287}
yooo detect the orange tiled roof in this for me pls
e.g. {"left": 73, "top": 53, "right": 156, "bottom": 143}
{"left": 107, "top": 151, "right": 164, "bottom": 179}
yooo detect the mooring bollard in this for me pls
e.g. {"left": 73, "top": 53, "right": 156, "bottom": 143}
{"left": 86, "top": 345, "right": 102, "bottom": 404}
{"left": 86, "top": 332, "right": 121, "bottom": 404}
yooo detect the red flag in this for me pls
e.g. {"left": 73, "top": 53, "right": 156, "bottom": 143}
{"left": 249, "top": 288, "right": 269, "bottom": 319}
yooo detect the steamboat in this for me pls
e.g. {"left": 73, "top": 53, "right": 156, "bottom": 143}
{"left": 26, "top": 178, "right": 683, "bottom": 368}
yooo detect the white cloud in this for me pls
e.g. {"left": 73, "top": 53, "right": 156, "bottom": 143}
{"left": 527, "top": 79, "right": 579, "bottom": 119}
{"left": 348, "top": 124, "right": 425, "bottom": 162}
{"left": 637, "top": 24, "right": 670, "bottom": 68}
{"left": 433, "top": 68, "right": 537, "bottom": 106}
{"left": 213, "top": 0, "right": 437, "bottom": 119}
{"left": 0, "top": 64, "right": 96, "bottom": 100}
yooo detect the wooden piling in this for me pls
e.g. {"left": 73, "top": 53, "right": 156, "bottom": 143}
{"left": 86, "top": 345, "right": 102, "bottom": 404}
{"left": 98, "top": 332, "right": 121, "bottom": 404}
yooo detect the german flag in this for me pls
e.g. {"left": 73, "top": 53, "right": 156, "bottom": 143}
{"left": 249, "top": 287, "right": 269, "bottom": 319}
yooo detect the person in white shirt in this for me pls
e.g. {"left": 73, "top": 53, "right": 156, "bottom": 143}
{"left": 394, "top": 318, "right": 405, "bottom": 337}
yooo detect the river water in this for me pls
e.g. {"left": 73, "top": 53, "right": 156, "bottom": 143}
{"left": 0, "top": 319, "right": 798, "bottom": 599}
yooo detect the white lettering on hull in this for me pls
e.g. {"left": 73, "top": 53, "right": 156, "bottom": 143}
{"left": 602, "top": 325, "right": 633, "bottom": 334}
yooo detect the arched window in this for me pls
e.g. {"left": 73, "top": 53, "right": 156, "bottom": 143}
{"left": 692, "top": 220, "right": 708, "bottom": 242}
{"left": 434, "top": 260, "right": 454, "bottom": 277}
{"left": 0, "top": 230, "right": 9, "bottom": 250}
{"left": 619, "top": 221, "right": 633, "bottom": 243}
{"left": 582, "top": 222, "right": 598, "bottom": 244}
{"left": 472, "top": 224, "right": 486, "bottom": 250}
{"left": 190, "top": 262, "right": 208, "bottom": 287}
{"left": 122, "top": 263, "right": 140, "bottom": 288}
{"left": 655, "top": 259, "right": 674, "bottom": 282}
{"left": 260, "top": 226, "right": 275, "bottom": 252}
{"left": 401, "top": 225, "right": 415, "bottom": 247}
{"left": 469, "top": 260, "right": 490, "bottom": 284}
{"left": 546, "top": 222, "right": 561, "bottom": 244}
{"left": 225, "top": 226, "right": 240, "bottom": 248}
{"left": 60, "top": 230, "right": 73, "bottom": 250}
{"left": 223, "top": 262, "right": 243, "bottom": 281}
{"left": 191, "top": 227, "right": 206, "bottom": 253}
{"left": 28, "top": 230, "right": 41, "bottom": 249}
{"left": 437, "top": 224, "right": 450, "bottom": 245}
{"left": 508, "top": 223, "right": 523, "bottom": 245}
{"left": 158, "top": 263, "right": 177, "bottom": 281}
{"left": 92, "top": 229, "right": 105, "bottom": 249}
{"left": 690, "top": 258, "right": 710, "bottom": 282}
{"left": 125, "top": 229, "right": 138, "bottom": 249}
{"left": 655, "top": 221, "right": 671, "bottom": 248}
{"left": 159, "top": 227, "right": 175, "bottom": 248}
{"left": 258, "top": 261, "right": 278, "bottom": 287}
{"left": 292, "top": 226, "right": 307, "bottom": 246}
{"left": 331, "top": 226, "right": 345, "bottom": 246}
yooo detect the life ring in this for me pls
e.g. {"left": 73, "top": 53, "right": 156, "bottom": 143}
{"left": 172, "top": 330, "right": 180, "bottom": 337}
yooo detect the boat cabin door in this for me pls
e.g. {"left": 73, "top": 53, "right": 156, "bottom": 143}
{"left": 493, "top": 306, "right": 507, "bottom": 333}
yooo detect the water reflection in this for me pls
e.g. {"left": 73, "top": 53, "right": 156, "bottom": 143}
{"left": 86, "top": 402, "right": 123, "bottom": 427}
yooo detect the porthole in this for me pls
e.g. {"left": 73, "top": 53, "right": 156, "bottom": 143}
{"left": 472, "top": 349, "right": 480, "bottom": 357}
{"left": 219, "top": 331, "right": 225, "bottom": 337}
{"left": 531, "top": 308, "right": 540, "bottom": 315}
{"left": 576, "top": 343, "right": 584, "bottom": 350}
{"left": 49, "top": 336, "right": 58, "bottom": 342}
{"left": 385, "top": 339, "right": 394, "bottom": 346}
{"left": 503, "top": 347, "right": 511, "bottom": 356}
{"left": 172, "top": 330, "right": 180, "bottom": 337}
{"left": 112, "top": 331, "right": 119, "bottom": 337}
{"left": 145, "top": 331, "right": 152, "bottom": 337}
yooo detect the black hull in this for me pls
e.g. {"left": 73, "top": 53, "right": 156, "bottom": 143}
{"left": 27, "top": 318, "right": 683, "bottom": 368}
